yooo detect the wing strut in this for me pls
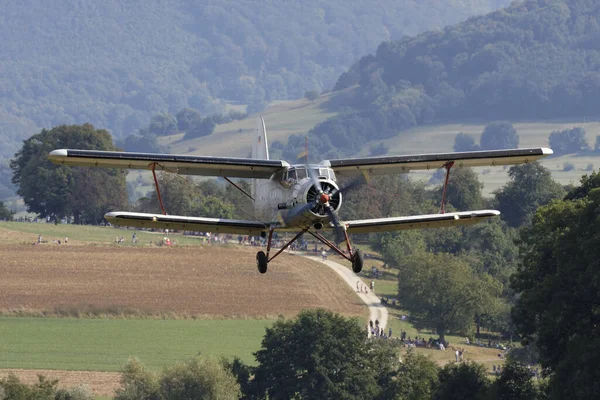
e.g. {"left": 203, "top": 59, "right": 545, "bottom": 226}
{"left": 151, "top": 163, "right": 168, "bottom": 215}
{"left": 439, "top": 161, "right": 454, "bottom": 214}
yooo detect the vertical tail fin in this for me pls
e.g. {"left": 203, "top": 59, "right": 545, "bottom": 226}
{"left": 251, "top": 117, "right": 269, "bottom": 203}
{"left": 252, "top": 116, "right": 269, "bottom": 160}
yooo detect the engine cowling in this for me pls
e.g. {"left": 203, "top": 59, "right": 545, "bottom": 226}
{"left": 306, "top": 181, "right": 341, "bottom": 216}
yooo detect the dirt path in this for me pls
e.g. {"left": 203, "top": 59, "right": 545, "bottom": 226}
{"left": 306, "top": 256, "right": 388, "bottom": 336}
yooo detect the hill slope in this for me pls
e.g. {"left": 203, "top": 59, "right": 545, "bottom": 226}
{"left": 0, "top": 0, "right": 510, "bottom": 159}
{"left": 283, "top": 0, "right": 600, "bottom": 159}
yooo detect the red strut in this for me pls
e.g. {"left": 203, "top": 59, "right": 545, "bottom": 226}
{"left": 439, "top": 161, "right": 454, "bottom": 214}
{"left": 151, "top": 163, "right": 167, "bottom": 215}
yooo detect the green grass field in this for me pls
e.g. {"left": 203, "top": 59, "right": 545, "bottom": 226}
{"left": 0, "top": 317, "right": 273, "bottom": 371}
{"left": 372, "top": 120, "right": 600, "bottom": 195}
{"left": 161, "top": 93, "right": 338, "bottom": 158}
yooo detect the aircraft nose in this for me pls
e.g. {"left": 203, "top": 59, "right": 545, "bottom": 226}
{"left": 319, "top": 193, "right": 330, "bottom": 204}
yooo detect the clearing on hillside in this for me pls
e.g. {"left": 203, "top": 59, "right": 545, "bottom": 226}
{"left": 0, "top": 244, "right": 364, "bottom": 318}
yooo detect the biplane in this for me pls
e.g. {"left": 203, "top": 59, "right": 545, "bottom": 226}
{"left": 49, "top": 117, "right": 552, "bottom": 274}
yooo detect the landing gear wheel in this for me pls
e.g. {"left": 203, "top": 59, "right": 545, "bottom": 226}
{"left": 352, "top": 249, "right": 364, "bottom": 273}
{"left": 256, "top": 251, "right": 268, "bottom": 274}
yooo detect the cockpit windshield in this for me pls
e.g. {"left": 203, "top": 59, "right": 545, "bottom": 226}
{"left": 283, "top": 167, "right": 336, "bottom": 182}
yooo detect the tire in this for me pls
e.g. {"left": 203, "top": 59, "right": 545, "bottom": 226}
{"left": 256, "top": 251, "right": 268, "bottom": 274}
{"left": 352, "top": 249, "right": 364, "bottom": 274}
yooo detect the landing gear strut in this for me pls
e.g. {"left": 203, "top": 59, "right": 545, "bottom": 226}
{"left": 257, "top": 224, "right": 363, "bottom": 274}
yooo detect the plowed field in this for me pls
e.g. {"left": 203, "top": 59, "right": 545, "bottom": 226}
{"left": 0, "top": 244, "right": 364, "bottom": 317}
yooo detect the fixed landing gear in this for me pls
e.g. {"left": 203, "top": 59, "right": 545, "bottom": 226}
{"left": 256, "top": 251, "right": 268, "bottom": 274}
{"left": 352, "top": 249, "right": 364, "bottom": 273}
{"left": 257, "top": 225, "right": 361, "bottom": 275}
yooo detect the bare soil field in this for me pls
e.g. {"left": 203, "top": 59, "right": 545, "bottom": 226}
{"left": 0, "top": 244, "right": 366, "bottom": 318}
{"left": 0, "top": 243, "right": 364, "bottom": 318}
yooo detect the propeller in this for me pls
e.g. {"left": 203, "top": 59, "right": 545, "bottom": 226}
{"left": 308, "top": 172, "right": 364, "bottom": 242}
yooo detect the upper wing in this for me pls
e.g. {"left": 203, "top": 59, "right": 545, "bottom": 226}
{"left": 327, "top": 148, "right": 552, "bottom": 177}
{"left": 105, "top": 212, "right": 267, "bottom": 235}
{"left": 48, "top": 149, "right": 289, "bottom": 179}
{"left": 344, "top": 210, "right": 500, "bottom": 234}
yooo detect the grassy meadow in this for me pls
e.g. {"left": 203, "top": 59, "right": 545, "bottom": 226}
{"left": 376, "top": 120, "right": 600, "bottom": 195}
{"left": 0, "top": 317, "right": 272, "bottom": 371}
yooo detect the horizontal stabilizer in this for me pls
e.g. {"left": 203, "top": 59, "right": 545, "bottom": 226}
{"left": 105, "top": 212, "right": 267, "bottom": 235}
{"left": 344, "top": 210, "right": 500, "bottom": 234}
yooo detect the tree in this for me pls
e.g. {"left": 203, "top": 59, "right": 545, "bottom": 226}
{"left": 159, "top": 357, "right": 241, "bottom": 400}
{"left": 184, "top": 117, "right": 216, "bottom": 140}
{"left": 148, "top": 113, "right": 178, "bottom": 136}
{"left": 435, "top": 167, "right": 484, "bottom": 211}
{"left": 493, "top": 360, "right": 539, "bottom": 400}
{"left": 373, "top": 230, "right": 426, "bottom": 268}
{"left": 564, "top": 170, "right": 600, "bottom": 201}
{"left": 511, "top": 188, "right": 600, "bottom": 399}
{"left": 176, "top": 108, "right": 203, "bottom": 132}
{"left": 0, "top": 201, "right": 13, "bottom": 221}
{"left": 480, "top": 121, "right": 519, "bottom": 150}
{"left": 10, "top": 124, "right": 127, "bottom": 224}
{"left": 494, "top": 162, "right": 565, "bottom": 227}
{"left": 548, "top": 127, "right": 589, "bottom": 155}
{"left": 0, "top": 373, "right": 59, "bottom": 400}
{"left": 115, "top": 358, "right": 160, "bottom": 400}
{"left": 115, "top": 356, "right": 240, "bottom": 400}
{"left": 396, "top": 252, "right": 501, "bottom": 341}
{"left": 453, "top": 133, "right": 479, "bottom": 152}
{"left": 436, "top": 361, "right": 490, "bottom": 400}
{"left": 304, "top": 90, "right": 319, "bottom": 101}
{"left": 140, "top": 174, "right": 234, "bottom": 219}
{"left": 377, "top": 349, "right": 439, "bottom": 400}
{"left": 253, "top": 309, "right": 380, "bottom": 399}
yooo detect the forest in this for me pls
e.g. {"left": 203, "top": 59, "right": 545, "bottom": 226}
{"left": 278, "top": 0, "right": 600, "bottom": 159}
{"left": 0, "top": 0, "right": 509, "bottom": 157}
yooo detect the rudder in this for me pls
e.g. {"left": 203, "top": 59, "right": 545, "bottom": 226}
{"left": 252, "top": 116, "right": 269, "bottom": 160}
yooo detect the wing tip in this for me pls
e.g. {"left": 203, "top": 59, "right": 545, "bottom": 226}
{"left": 541, "top": 147, "right": 553, "bottom": 156}
{"left": 48, "top": 149, "right": 68, "bottom": 159}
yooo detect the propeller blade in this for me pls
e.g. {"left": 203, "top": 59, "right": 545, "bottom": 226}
{"left": 330, "top": 177, "right": 363, "bottom": 198}
{"left": 325, "top": 205, "right": 345, "bottom": 244}
{"left": 307, "top": 166, "right": 323, "bottom": 194}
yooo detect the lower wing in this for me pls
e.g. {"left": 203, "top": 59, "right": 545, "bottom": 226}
{"left": 344, "top": 210, "right": 500, "bottom": 234}
{"left": 105, "top": 212, "right": 267, "bottom": 235}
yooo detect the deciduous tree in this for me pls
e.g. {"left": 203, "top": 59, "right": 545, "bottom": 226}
{"left": 253, "top": 309, "right": 380, "bottom": 399}
{"left": 0, "top": 201, "right": 13, "bottom": 221}
{"left": 480, "top": 121, "right": 519, "bottom": 151}
{"left": 494, "top": 162, "right": 564, "bottom": 227}
{"left": 396, "top": 252, "right": 501, "bottom": 341}
{"left": 511, "top": 186, "right": 600, "bottom": 399}
{"left": 10, "top": 124, "right": 127, "bottom": 224}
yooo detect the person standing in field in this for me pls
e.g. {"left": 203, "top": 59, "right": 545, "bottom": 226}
{"left": 370, "top": 280, "right": 375, "bottom": 292}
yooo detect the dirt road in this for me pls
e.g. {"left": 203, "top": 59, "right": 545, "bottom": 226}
{"left": 306, "top": 256, "right": 388, "bottom": 335}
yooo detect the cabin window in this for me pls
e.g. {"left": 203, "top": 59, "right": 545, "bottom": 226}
{"left": 286, "top": 168, "right": 298, "bottom": 181}
{"left": 296, "top": 168, "right": 307, "bottom": 179}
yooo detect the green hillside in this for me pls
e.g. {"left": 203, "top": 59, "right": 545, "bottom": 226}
{"left": 0, "top": 0, "right": 510, "bottom": 158}
{"left": 279, "top": 0, "right": 600, "bottom": 160}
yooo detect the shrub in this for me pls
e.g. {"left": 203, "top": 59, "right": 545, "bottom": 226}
{"left": 304, "top": 90, "right": 319, "bottom": 101}
{"left": 563, "top": 162, "right": 575, "bottom": 171}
